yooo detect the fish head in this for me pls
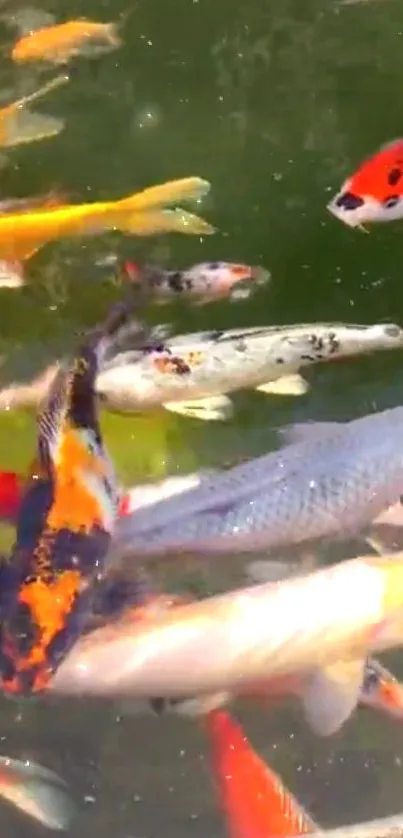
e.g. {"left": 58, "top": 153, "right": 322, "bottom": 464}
{"left": 328, "top": 140, "right": 403, "bottom": 228}
{"left": 360, "top": 659, "right": 403, "bottom": 721}
{"left": 187, "top": 262, "right": 271, "bottom": 302}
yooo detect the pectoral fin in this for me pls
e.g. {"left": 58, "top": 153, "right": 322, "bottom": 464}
{"left": 164, "top": 395, "right": 233, "bottom": 421}
{"left": 255, "top": 374, "right": 309, "bottom": 396}
{"left": 301, "top": 658, "right": 366, "bottom": 736}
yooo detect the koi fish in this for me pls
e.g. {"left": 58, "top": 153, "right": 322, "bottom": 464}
{"left": 0, "top": 756, "right": 75, "bottom": 829}
{"left": 96, "top": 321, "right": 403, "bottom": 421}
{"left": 0, "top": 275, "right": 148, "bottom": 696}
{"left": 207, "top": 709, "right": 316, "bottom": 838}
{"left": 328, "top": 139, "right": 403, "bottom": 228}
{"left": 50, "top": 552, "right": 403, "bottom": 736}
{"left": 0, "top": 177, "right": 214, "bottom": 262}
{"left": 113, "top": 405, "right": 403, "bottom": 559}
{"left": 11, "top": 18, "right": 122, "bottom": 65}
{"left": 208, "top": 711, "right": 403, "bottom": 838}
{"left": 123, "top": 260, "right": 271, "bottom": 305}
{"left": 0, "top": 74, "right": 68, "bottom": 149}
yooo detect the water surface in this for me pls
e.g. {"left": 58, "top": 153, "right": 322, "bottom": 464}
{"left": 1, "top": 0, "right": 403, "bottom": 834}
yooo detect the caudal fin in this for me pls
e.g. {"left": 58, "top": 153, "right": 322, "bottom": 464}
{"left": 0, "top": 756, "right": 76, "bottom": 829}
{"left": 206, "top": 710, "right": 316, "bottom": 838}
{"left": 116, "top": 177, "right": 211, "bottom": 212}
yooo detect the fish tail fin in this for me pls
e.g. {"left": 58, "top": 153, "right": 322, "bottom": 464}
{"left": 2, "top": 109, "right": 65, "bottom": 148}
{"left": 115, "top": 177, "right": 211, "bottom": 212}
{"left": 206, "top": 710, "right": 316, "bottom": 838}
{"left": 105, "top": 20, "right": 124, "bottom": 46}
{"left": 119, "top": 208, "right": 216, "bottom": 236}
{"left": 0, "top": 756, "right": 76, "bottom": 829}
{"left": 13, "top": 74, "right": 69, "bottom": 109}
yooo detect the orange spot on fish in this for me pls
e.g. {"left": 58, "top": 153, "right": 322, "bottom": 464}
{"left": 17, "top": 570, "right": 81, "bottom": 670}
{"left": 46, "top": 426, "right": 106, "bottom": 532}
{"left": 230, "top": 264, "right": 252, "bottom": 277}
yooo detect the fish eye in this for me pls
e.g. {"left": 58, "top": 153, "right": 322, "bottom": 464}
{"left": 209, "top": 262, "right": 219, "bottom": 270}
{"left": 335, "top": 191, "right": 365, "bottom": 211}
{"left": 363, "top": 667, "right": 379, "bottom": 692}
{"left": 383, "top": 194, "right": 400, "bottom": 209}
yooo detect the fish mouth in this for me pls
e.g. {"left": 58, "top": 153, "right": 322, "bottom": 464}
{"left": 368, "top": 679, "right": 403, "bottom": 720}
{"left": 229, "top": 266, "right": 271, "bottom": 300}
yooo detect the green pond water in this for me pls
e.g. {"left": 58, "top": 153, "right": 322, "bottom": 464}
{"left": 1, "top": 0, "right": 403, "bottom": 835}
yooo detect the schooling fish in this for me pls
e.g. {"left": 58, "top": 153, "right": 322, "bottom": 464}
{"left": 0, "top": 177, "right": 213, "bottom": 262}
{"left": 114, "top": 405, "right": 403, "bottom": 559}
{"left": 0, "top": 74, "right": 68, "bottom": 149}
{"left": 0, "top": 757, "right": 75, "bottom": 829}
{"left": 207, "top": 709, "right": 316, "bottom": 838}
{"left": 123, "top": 260, "right": 271, "bottom": 305}
{"left": 49, "top": 552, "right": 403, "bottom": 736}
{"left": 328, "top": 139, "right": 403, "bottom": 229}
{"left": 96, "top": 322, "right": 403, "bottom": 422}
{"left": 11, "top": 18, "right": 122, "bottom": 65}
{"left": 0, "top": 275, "right": 148, "bottom": 697}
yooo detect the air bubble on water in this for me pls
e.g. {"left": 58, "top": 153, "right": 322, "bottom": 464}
{"left": 84, "top": 795, "right": 96, "bottom": 804}
{"left": 135, "top": 106, "right": 161, "bottom": 130}
{"left": 179, "top": 749, "right": 186, "bottom": 757}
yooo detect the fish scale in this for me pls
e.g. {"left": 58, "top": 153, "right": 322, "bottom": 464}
{"left": 115, "top": 406, "right": 403, "bottom": 556}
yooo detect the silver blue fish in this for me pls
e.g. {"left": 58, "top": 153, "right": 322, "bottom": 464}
{"left": 114, "top": 406, "right": 403, "bottom": 558}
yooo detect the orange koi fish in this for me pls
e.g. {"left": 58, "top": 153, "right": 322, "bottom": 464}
{"left": 0, "top": 177, "right": 214, "bottom": 262}
{"left": 0, "top": 273, "right": 150, "bottom": 696}
{"left": 207, "top": 709, "right": 316, "bottom": 838}
{"left": 0, "top": 74, "right": 68, "bottom": 148}
{"left": 11, "top": 19, "right": 122, "bottom": 65}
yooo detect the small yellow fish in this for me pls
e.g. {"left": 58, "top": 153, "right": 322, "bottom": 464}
{"left": 12, "top": 19, "right": 122, "bottom": 65}
{"left": 0, "top": 177, "right": 215, "bottom": 262}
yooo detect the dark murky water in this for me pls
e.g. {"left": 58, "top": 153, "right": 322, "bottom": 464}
{"left": 1, "top": 0, "right": 403, "bottom": 834}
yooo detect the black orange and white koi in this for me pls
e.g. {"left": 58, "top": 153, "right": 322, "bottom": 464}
{"left": 0, "top": 275, "right": 148, "bottom": 696}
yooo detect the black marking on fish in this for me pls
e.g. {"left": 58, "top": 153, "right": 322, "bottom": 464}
{"left": 335, "top": 191, "right": 365, "bottom": 211}
{"left": 388, "top": 168, "right": 402, "bottom": 187}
